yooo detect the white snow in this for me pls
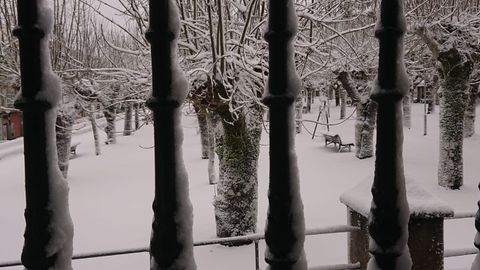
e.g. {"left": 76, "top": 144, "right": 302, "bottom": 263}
{"left": 1, "top": 103, "right": 480, "bottom": 270}
{"left": 340, "top": 176, "right": 454, "bottom": 219}
{"left": 32, "top": 0, "right": 75, "bottom": 269}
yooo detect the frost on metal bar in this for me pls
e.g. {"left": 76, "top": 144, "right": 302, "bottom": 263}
{"left": 367, "top": 0, "right": 411, "bottom": 269}
{"left": 263, "top": 0, "right": 307, "bottom": 269}
{"left": 145, "top": 0, "right": 196, "bottom": 269}
{"left": 12, "top": 0, "right": 74, "bottom": 269}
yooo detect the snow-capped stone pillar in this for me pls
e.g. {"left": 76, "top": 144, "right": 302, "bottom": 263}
{"left": 13, "top": 0, "right": 74, "bottom": 269}
{"left": 367, "top": 0, "right": 412, "bottom": 269}
{"left": 341, "top": 179, "right": 453, "bottom": 270}
{"left": 145, "top": 1, "right": 196, "bottom": 269}
{"left": 263, "top": 1, "right": 307, "bottom": 269}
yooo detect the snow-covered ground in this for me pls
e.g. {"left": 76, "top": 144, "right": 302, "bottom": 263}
{"left": 1, "top": 103, "right": 479, "bottom": 269}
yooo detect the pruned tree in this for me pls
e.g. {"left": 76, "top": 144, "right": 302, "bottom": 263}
{"left": 337, "top": 70, "right": 377, "bottom": 159}
{"left": 416, "top": 22, "right": 477, "bottom": 189}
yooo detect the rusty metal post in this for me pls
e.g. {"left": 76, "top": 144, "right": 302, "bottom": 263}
{"left": 13, "top": 0, "right": 74, "bottom": 269}
{"left": 146, "top": 0, "right": 196, "bottom": 269}
{"left": 367, "top": 0, "right": 412, "bottom": 268}
{"left": 263, "top": 0, "right": 307, "bottom": 269}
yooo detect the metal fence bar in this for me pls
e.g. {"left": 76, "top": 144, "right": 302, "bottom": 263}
{"left": 2, "top": 224, "right": 476, "bottom": 268}
{"left": 309, "top": 262, "right": 361, "bottom": 270}
{"left": 0, "top": 224, "right": 359, "bottom": 268}
{"left": 145, "top": 0, "right": 195, "bottom": 268}
{"left": 447, "top": 212, "right": 476, "bottom": 219}
{"left": 13, "top": 0, "right": 74, "bottom": 268}
{"left": 444, "top": 248, "right": 478, "bottom": 258}
{"left": 263, "top": 0, "right": 307, "bottom": 269}
{"left": 254, "top": 240, "right": 260, "bottom": 270}
{"left": 367, "top": 0, "right": 411, "bottom": 267}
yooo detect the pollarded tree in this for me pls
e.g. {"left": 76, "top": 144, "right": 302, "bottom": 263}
{"left": 182, "top": 0, "right": 269, "bottom": 239}
{"left": 337, "top": 70, "right": 377, "bottom": 159}
{"left": 416, "top": 23, "right": 477, "bottom": 189}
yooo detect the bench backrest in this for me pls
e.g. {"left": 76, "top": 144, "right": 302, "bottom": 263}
{"left": 334, "top": 135, "right": 342, "bottom": 144}
{"left": 325, "top": 134, "right": 342, "bottom": 144}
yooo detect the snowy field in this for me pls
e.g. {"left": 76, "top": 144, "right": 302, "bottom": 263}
{"left": 1, "top": 103, "right": 479, "bottom": 269}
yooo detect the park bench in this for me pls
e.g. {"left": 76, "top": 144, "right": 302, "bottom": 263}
{"left": 323, "top": 134, "right": 354, "bottom": 152}
{"left": 70, "top": 142, "right": 80, "bottom": 158}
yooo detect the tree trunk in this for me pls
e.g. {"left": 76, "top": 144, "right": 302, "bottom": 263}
{"left": 56, "top": 109, "right": 75, "bottom": 178}
{"left": 306, "top": 89, "right": 312, "bottom": 113}
{"left": 337, "top": 71, "right": 361, "bottom": 121}
{"left": 134, "top": 103, "right": 140, "bottom": 130}
{"left": 214, "top": 111, "right": 262, "bottom": 242}
{"left": 337, "top": 71, "right": 375, "bottom": 158}
{"left": 206, "top": 110, "right": 217, "bottom": 185}
{"left": 123, "top": 102, "right": 133, "bottom": 136}
{"left": 295, "top": 95, "right": 303, "bottom": 133}
{"left": 402, "top": 95, "right": 411, "bottom": 129}
{"left": 464, "top": 83, "right": 479, "bottom": 138}
{"left": 103, "top": 107, "right": 116, "bottom": 144}
{"left": 340, "top": 88, "right": 346, "bottom": 119}
{"left": 355, "top": 98, "right": 377, "bottom": 159}
{"left": 88, "top": 107, "right": 101, "bottom": 156}
{"left": 430, "top": 75, "right": 440, "bottom": 113}
{"left": 438, "top": 48, "right": 472, "bottom": 189}
{"left": 194, "top": 103, "right": 209, "bottom": 159}
{"left": 334, "top": 84, "right": 340, "bottom": 106}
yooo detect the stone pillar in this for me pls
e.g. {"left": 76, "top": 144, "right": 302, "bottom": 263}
{"left": 341, "top": 178, "right": 454, "bottom": 270}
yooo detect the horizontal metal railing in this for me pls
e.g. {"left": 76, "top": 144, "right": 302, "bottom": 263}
{"left": 3, "top": 213, "right": 476, "bottom": 268}
{"left": 443, "top": 211, "right": 478, "bottom": 259}
{"left": 309, "top": 262, "right": 361, "bottom": 270}
{"left": 0, "top": 225, "right": 359, "bottom": 269}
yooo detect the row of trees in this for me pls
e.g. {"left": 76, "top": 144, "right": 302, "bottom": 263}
{"left": 1, "top": 0, "right": 479, "bottom": 239}
{"left": 1, "top": 0, "right": 152, "bottom": 177}
{"left": 323, "top": 0, "right": 480, "bottom": 190}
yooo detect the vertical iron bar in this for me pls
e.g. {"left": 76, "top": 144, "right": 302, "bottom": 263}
{"left": 368, "top": 0, "right": 412, "bottom": 269}
{"left": 472, "top": 183, "right": 480, "bottom": 268}
{"left": 255, "top": 240, "right": 260, "bottom": 270}
{"left": 145, "top": 0, "right": 196, "bottom": 269}
{"left": 423, "top": 73, "right": 427, "bottom": 136}
{"left": 13, "top": 0, "right": 74, "bottom": 269}
{"left": 263, "top": 0, "right": 307, "bottom": 269}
